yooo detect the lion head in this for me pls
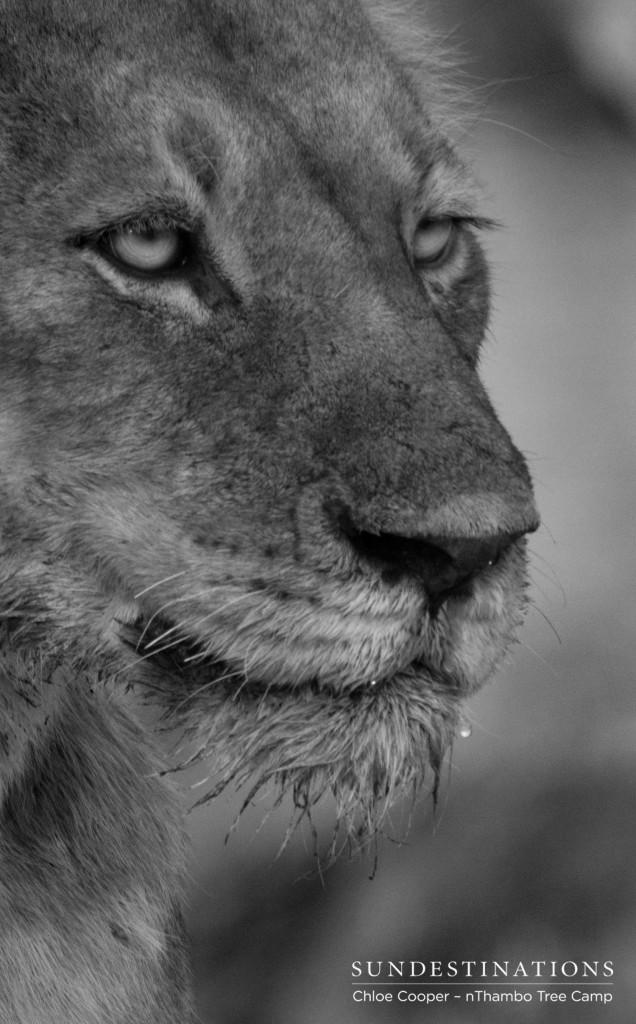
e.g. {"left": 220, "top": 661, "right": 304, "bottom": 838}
{"left": 0, "top": 0, "right": 538, "bottom": 848}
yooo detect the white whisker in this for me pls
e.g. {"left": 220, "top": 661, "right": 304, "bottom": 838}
{"left": 137, "top": 587, "right": 238, "bottom": 647}
{"left": 144, "top": 622, "right": 185, "bottom": 649}
{"left": 133, "top": 571, "right": 188, "bottom": 600}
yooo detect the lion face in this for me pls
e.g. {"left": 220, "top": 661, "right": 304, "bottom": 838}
{"left": 0, "top": 0, "right": 537, "bottom": 841}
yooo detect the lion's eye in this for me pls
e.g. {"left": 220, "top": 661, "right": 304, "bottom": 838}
{"left": 412, "top": 218, "right": 455, "bottom": 266}
{"left": 102, "top": 224, "right": 188, "bottom": 273}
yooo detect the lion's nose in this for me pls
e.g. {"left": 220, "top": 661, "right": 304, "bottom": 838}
{"left": 341, "top": 522, "right": 532, "bottom": 610}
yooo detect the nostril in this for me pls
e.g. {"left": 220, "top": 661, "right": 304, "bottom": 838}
{"left": 424, "top": 533, "right": 523, "bottom": 580}
{"left": 340, "top": 513, "right": 522, "bottom": 607}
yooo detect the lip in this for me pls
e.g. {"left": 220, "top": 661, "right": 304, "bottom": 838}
{"left": 120, "top": 607, "right": 462, "bottom": 707}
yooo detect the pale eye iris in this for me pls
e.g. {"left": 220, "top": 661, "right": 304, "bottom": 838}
{"left": 108, "top": 226, "right": 183, "bottom": 272}
{"left": 413, "top": 218, "right": 454, "bottom": 264}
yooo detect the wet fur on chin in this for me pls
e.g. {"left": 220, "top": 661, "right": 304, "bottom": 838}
{"left": 136, "top": 548, "right": 530, "bottom": 854}
{"left": 145, "top": 662, "right": 464, "bottom": 855}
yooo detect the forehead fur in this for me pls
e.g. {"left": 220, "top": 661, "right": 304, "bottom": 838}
{"left": 1, "top": 0, "right": 413, "bottom": 81}
{"left": 0, "top": 0, "right": 448, "bottom": 146}
{"left": 0, "top": 0, "right": 479, "bottom": 229}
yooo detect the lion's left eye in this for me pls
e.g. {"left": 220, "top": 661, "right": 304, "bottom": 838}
{"left": 412, "top": 217, "right": 456, "bottom": 266}
{"left": 101, "top": 224, "right": 189, "bottom": 273}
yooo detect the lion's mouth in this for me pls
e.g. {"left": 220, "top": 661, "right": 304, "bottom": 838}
{"left": 122, "top": 611, "right": 448, "bottom": 700}
{"left": 120, "top": 602, "right": 460, "bottom": 708}
{"left": 114, "top": 534, "right": 529, "bottom": 721}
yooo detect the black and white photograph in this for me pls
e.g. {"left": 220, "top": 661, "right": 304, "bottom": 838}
{"left": 0, "top": 1, "right": 634, "bottom": 1022}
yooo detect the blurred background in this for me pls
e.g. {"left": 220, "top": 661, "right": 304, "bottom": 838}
{"left": 184, "top": 2, "right": 636, "bottom": 1020}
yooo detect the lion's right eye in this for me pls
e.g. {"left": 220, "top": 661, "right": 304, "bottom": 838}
{"left": 99, "top": 224, "right": 190, "bottom": 274}
{"left": 412, "top": 217, "right": 456, "bottom": 266}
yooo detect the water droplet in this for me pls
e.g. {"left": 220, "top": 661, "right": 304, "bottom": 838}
{"left": 458, "top": 717, "right": 472, "bottom": 739}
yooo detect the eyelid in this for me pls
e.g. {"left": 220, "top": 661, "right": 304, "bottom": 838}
{"left": 412, "top": 201, "right": 498, "bottom": 227}
{"left": 71, "top": 201, "right": 198, "bottom": 246}
{"left": 422, "top": 213, "right": 498, "bottom": 232}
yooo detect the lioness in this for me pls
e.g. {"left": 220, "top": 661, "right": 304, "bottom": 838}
{"left": 0, "top": 0, "right": 538, "bottom": 1020}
